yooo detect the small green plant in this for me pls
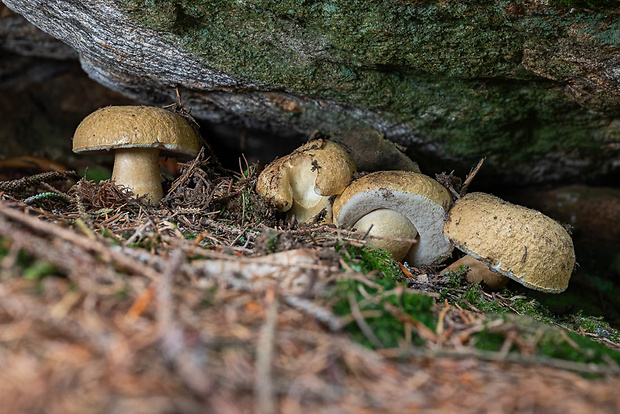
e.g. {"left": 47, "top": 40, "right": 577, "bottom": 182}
{"left": 0, "top": 241, "right": 59, "bottom": 284}
{"left": 265, "top": 230, "right": 280, "bottom": 253}
{"left": 22, "top": 192, "right": 70, "bottom": 205}
{"left": 127, "top": 234, "right": 162, "bottom": 250}
{"left": 79, "top": 165, "right": 112, "bottom": 183}
{"left": 23, "top": 260, "right": 57, "bottom": 281}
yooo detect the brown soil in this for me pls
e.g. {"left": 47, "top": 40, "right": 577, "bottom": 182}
{"left": 0, "top": 157, "right": 619, "bottom": 413}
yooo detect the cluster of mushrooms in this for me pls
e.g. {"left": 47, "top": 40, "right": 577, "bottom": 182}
{"left": 71, "top": 106, "right": 575, "bottom": 293}
{"left": 256, "top": 139, "right": 576, "bottom": 294}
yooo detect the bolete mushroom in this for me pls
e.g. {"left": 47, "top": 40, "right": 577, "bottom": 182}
{"left": 73, "top": 105, "right": 201, "bottom": 204}
{"left": 332, "top": 171, "right": 453, "bottom": 265}
{"left": 441, "top": 254, "right": 508, "bottom": 290}
{"left": 443, "top": 192, "right": 576, "bottom": 293}
{"left": 255, "top": 139, "right": 356, "bottom": 224}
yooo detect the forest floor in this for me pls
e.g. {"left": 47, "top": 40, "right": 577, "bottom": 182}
{"left": 0, "top": 154, "right": 619, "bottom": 414}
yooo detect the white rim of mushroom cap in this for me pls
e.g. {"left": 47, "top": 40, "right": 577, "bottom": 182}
{"left": 332, "top": 170, "right": 453, "bottom": 266}
{"left": 443, "top": 192, "right": 576, "bottom": 293}
{"left": 255, "top": 139, "right": 356, "bottom": 224}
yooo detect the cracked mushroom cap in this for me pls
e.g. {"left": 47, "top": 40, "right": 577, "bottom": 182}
{"left": 332, "top": 171, "right": 453, "bottom": 265}
{"left": 73, "top": 105, "right": 200, "bottom": 156}
{"left": 255, "top": 139, "right": 356, "bottom": 224}
{"left": 443, "top": 192, "right": 576, "bottom": 293}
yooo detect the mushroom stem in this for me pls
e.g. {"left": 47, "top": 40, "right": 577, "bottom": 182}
{"left": 112, "top": 148, "right": 162, "bottom": 204}
{"left": 441, "top": 255, "right": 508, "bottom": 290}
{"left": 353, "top": 209, "right": 418, "bottom": 262}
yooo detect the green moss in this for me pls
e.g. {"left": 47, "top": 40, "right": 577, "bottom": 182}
{"left": 563, "top": 312, "right": 620, "bottom": 342}
{"left": 0, "top": 239, "right": 58, "bottom": 282}
{"left": 336, "top": 243, "right": 403, "bottom": 281}
{"left": 332, "top": 243, "right": 435, "bottom": 348}
{"left": 264, "top": 230, "right": 279, "bottom": 254}
{"left": 182, "top": 231, "right": 199, "bottom": 240}
{"left": 115, "top": 285, "right": 130, "bottom": 299}
{"left": 475, "top": 314, "right": 620, "bottom": 367}
{"left": 331, "top": 274, "right": 436, "bottom": 349}
{"left": 440, "top": 267, "right": 620, "bottom": 358}
{"left": 23, "top": 261, "right": 58, "bottom": 281}
{"left": 333, "top": 245, "right": 620, "bottom": 365}
{"left": 127, "top": 233, "right": 162, "bottom": 250}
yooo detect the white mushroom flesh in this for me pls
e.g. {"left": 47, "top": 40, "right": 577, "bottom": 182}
{"left": 286, "top": 156, "right": 333, "bottom": 223}
{"left": 255, "top": 139, "right": 356, "bottom": 224}
{"left": 288, "top": 157, "right": 323, "bottom": 209}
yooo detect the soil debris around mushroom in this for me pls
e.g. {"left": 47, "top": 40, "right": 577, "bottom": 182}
{"left": 0, "top": 143, "right": 618, "bottom": 413}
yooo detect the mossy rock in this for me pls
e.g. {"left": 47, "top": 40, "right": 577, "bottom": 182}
{"left": 5, "top": 0, "right": 620, "bottom": 184}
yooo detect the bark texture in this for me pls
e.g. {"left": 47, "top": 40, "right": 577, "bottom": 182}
{"left": 3, "top": 0, "right": 620, "bottom": 185}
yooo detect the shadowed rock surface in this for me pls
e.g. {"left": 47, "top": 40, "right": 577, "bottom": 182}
{"left": 3, "top": 0, "right": 620, "bottom": 185}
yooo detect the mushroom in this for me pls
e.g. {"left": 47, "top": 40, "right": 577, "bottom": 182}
{"left": 332, "top": 170, "right": 453, "bottom": 265}
{"left": 441, "top": 254, "right": 508, "bottom": 289}
{"left": 443, "top": 192, "right": 576, "bottom": 293}
{"left": 255, "top": 139, "right": 356, "bottom": 224}
{"left": 73, "top": 105, "right": 201, "bottom": 204}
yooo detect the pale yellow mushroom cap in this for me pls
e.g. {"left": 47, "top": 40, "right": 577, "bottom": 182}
{"left": 255, "top": 139, "right": 356, "bottom": 223}
{"left": 73, "top": 105, "right": 200, "bottom": 156}
{"left": 333, "top": 171, "right": 453, "bottom": 266}
{"left": 444, "top": 192, "right": 576, "bottom": 293}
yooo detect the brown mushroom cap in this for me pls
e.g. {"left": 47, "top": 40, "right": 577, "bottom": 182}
{"left": 333, "top": 171, "right": 453, "bottom": 266}
{"left": 73, "top": 106, "right": 200, "bottom": 157}
{"left": 255, "top": 139, "right": 356, "bottom": 223}
{"left": 444, "top": 192, "right": 575, "bottom": 293}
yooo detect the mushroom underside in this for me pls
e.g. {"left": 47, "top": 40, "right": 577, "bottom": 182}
{"left": 286, "top": 156, "right": 331, "bottom": 222}
{"left": 336, "top": 190, "right": 452, "bottom": 266}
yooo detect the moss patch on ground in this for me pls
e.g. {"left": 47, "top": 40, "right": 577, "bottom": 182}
{"left": 475, "top": 313, "right": 620, "bottom": 368}
{"left": 333, "top": 244, "right": 620, "bottom": 371}
{"left": 331, "top": 243, "right": 436, "bottom": 348}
